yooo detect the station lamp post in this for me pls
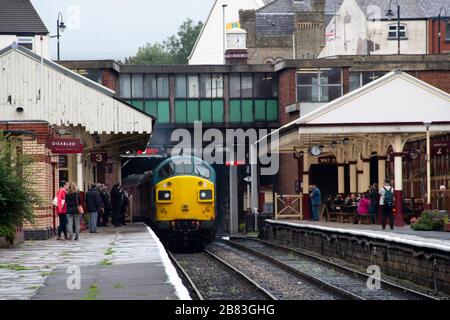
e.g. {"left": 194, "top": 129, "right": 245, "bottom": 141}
{"left": 424, "top": 121, "right": 432, "bottom": 208}
{"left": 386, "top": 0, "right": 401, "bottom": 55}
{"left": 222, "top": 4, "right": 228, "bottom": 65}
{"left": 50, "top": 12, "right": 67, "bottom": 61}
{"left": 437, "top": 7, "right": 448, "bottom": 54}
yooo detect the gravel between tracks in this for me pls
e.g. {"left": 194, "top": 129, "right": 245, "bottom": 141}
{"left": 172, "top": 252, "right": 269, "bottom": 300}
{"left": 207, "top": 242, "right": 339, "bottom": 300}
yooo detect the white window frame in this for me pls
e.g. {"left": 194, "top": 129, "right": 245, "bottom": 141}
{"left": 17, "top": 37, "right": 34, "bottom": 50}
{"left": 388, "top": 23, "right": 408, "bottom": 40}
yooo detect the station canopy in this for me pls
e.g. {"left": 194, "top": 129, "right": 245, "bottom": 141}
{"left": 260, "top": 70, "right": 450, "bottom": 154}
{"left": 0, "top": 44, "right": 154, "bottom": 155}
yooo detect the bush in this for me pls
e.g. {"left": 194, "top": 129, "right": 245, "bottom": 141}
{"left": 411, "top": 211, "right": 444, "bottom": 231}
{"left": 0, "top": 134, "right": 40, "bottom": 244}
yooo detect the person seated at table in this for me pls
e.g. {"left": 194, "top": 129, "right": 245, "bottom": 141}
{"left": 334, "top": 194, "right": 344, "bottom": 209}
{"left": 354, "top": 193, "right": 370, "bottom": 224}
{"left": 343, "top": 194, "right": 358, "bottom": 213}
{"left": 325, "top": 196, "right": 334, "bottom": 211}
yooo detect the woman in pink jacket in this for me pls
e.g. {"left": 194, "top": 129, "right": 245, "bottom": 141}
{"left": 56, "top": 181, "right": 68, "bottom": 240}
{"left": 358, "top": 193, "right": 370, "bottom": 215}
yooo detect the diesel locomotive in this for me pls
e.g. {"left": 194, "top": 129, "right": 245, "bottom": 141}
{"left": 150, "top": 155, "right": 216, "bottom": 247}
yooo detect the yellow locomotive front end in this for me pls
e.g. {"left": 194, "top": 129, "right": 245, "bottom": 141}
{"left": 151, "top": 156, "right": 216, "bottom": 246}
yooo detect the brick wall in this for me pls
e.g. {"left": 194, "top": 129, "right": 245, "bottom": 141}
{"left": 428, "top": 20, "right": 450, "bottom": 54}
{"left": 102, "top": 69, "right": 118, "bottom": 91}
{"left": 277, "top": 68, "right": 300, "bottom": 197}
{"left": 0, "top": 122, "right": 55, "bottom": 239}
{"left": 262, "top": 222, "right": 450, "bottom": 294}
{"left": 414, "top": 70, "right": 450, "bottom": 94}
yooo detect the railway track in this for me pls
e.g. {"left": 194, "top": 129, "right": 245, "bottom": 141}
{"left": 168, "top": 250, "right": 277, "bottom": 300}
{"left": 222, "top": 237, "right": 440, "bottom": 300}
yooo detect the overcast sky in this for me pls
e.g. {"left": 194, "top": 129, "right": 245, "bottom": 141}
{"left": 31, "top": 0, "right": 212, "bottom": 61}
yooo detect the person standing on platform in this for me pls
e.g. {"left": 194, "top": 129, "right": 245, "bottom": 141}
{"left": 380, "top": 179, "right": 395, "bottom": 230}
{"left": 121, "top": 189, "right": 129, "bottom": 226}
{"left": 369, "top": 183, "right": 380, "bottom": 225}
{"left": 111, "top": 184, "right": 123, "bottom": 227}
{"left": 309, "top": 185, "right": 321, "bottom": 222}
{"left": 100, "top": 186, "right": 111, "bottom": 226}
{"left": 86, "top": 184, "right": 102, "bottom": 233}
{"left": 66, "top": 182, "right": 82, "bottom": 241}
{"left": 56, "top": 181, "right": 68, "bottom": 240}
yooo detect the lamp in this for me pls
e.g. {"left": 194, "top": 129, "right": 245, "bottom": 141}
{"left": 386, "top": 0, "right": 401, "bottom": 55}
{"left": 50, "top": 12, "right": 67, "bottom": 61}
{"left": 437, "top": 7, "right": 448, "bottom": 54}
{"left": 16, "top": 107, "right": 24, "bottom": 113}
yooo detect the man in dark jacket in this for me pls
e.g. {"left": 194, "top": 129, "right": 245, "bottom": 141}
{"left": 369, "top": 183, "right": 379, "bottom": 225}
{"left": 100, "top": 186, "right": 112, "bottom": 227}
{"left": 86, "top": 184, "right": 102, "bottom": 233}
{"left": 111, "top": 184, "right": 123, "bottom": 227}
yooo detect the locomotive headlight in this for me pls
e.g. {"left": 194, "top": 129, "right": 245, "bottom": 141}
{"left": 158, "top": 190, "right": 171, "bottom": 201}
{"left": 199, "top": 190, "right": 213, "bottom": 201}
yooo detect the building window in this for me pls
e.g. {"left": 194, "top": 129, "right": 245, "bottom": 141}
{"left": 175, "top": 74, "right": 187, "bottom": 98}
{"left": 388, "top": 24, "right": 407, "bottom": 40}
{"left": 119, "top": 74, "right": 131, "bottom": 99}
{"left": 296, "top": 68, "right": 342, "bottom": 103}
{"left": 144, "top": 74, "right": 157, "bottom": 99}
{"left": 131, "top": 74, "right": 144, "bottom": 98}
{"left": 18, "top": 37, "right": 33, "bottom": 50}
{"left": 349, "top": 71, "right": 386, "bottom": 92}
{"left": 188, "top": 75, "right": 199, "bottom": 98}
{"left": 446, "top": 22, "right": 450, "bottom": 41}
{"left": 253, "top": 73, "right": 278, "bottom": 98}
{"left": 157, "top": 75, "right": 169, "bottom": 98}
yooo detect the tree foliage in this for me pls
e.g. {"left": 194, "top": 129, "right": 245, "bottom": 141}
{"left": 0, "top": 134, "right": 39, "bottom": 244}
{"left": 126, "top": 18, "right": 203, "bottom": 65}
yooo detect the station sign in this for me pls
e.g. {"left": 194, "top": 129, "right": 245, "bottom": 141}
{"left": 432, "top": 141, "right": 449, "bottom": 156}
{"left": 91, "top": 150, "right": 108, "bottom": 163}
{"left": 226, "top": 160, "right": 246, "bottom": 166}
{"left": 48, "top": 138, "right": 83, "bottom": 154}
{"left": 318, "top": 156, "right": 337, "bottom": 164}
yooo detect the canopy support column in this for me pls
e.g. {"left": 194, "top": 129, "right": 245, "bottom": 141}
{"left": 302, "top": 153, "right": 311, "bottom": 220}
{"left": 337, "top": 163, "right": 345, "bottom": 194}
{"left": 393, "top": 134, "right": 405, "bottom": 227}
{"left": 349, "top": 161, "right": 357, "bottom": 194}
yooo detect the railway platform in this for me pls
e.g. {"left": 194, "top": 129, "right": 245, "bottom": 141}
{"left": 261, "top": 219, "right": 450, "bottom": 295}
{"left": 0, "top": 223, "right": 190, "bottom": 300}
{"left": 265, "top": 220, "right": 450, "bottom": 251}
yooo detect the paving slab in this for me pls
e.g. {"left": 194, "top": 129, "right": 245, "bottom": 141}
{"left": 0, "top": 223, "right": 190, "bottom": 300}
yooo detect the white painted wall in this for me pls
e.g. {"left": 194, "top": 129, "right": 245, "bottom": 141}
{"left": 0, "top": 35, "right": 49, "bottom": 58}
{"left": 319, "top": 0, "right": 428, "bottom": 58}
{"left": 368, "top": 20, "right": 427, "bottom": 55}
{"left": 189, "top": 0, "right": 265, "bottom": 65}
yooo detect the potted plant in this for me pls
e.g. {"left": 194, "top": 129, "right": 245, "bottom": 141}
{"left": 0, "top": 134, "right": 39, "bottom": 246}
{"left": 411, "top": 211, "right": 445, "bottom": 232}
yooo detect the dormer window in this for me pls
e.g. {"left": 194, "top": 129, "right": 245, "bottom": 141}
{"left": 18, "top": 37, "right": 33, "bottom": 50}
{"left": 388, "top": 24, "right": 407, "bottom": 40}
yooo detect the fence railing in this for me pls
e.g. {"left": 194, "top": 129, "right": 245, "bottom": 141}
{"left": 274, "top": 193, "right": 303, "bottom": 220}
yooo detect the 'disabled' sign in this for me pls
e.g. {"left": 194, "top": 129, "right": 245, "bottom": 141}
{"left": 48, "top": 138, "right": 83, "bottom": 154}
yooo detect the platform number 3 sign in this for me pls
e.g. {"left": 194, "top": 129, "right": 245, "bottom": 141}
{"left": 91, "top": 151, "right": 108, "bottom": 163}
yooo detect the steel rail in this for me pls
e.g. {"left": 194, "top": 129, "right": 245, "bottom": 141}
{"left": 231, "top": 237, "right": 441, "bottom": 300}
{"left": 203, "top": 249, "right": 278, "bottom": 300}
{"left": 221, "top": 239, "right": 363, "bottom": 300}
{"left": 168, "top": 251, "right": 204, "bottom": 300}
